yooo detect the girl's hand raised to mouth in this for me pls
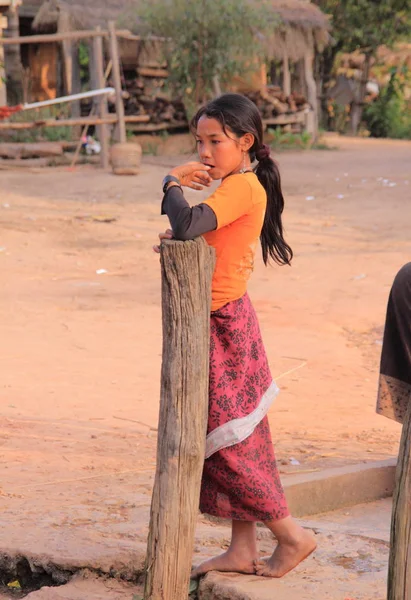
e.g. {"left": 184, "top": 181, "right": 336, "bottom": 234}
{"left": 168, "top": 162, "right": 212, "bottom": 191}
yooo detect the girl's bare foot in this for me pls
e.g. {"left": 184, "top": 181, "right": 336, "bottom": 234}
{"left": 191, "top": 547, "right": 258, "bottom": 579}
{"left": 192, "top": 520, "right": 258, "bottom": 579}
{"left": 255, "top": 528, "right": 316, "bottom": 578}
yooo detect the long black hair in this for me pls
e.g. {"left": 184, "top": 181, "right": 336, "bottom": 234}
{"left": 191, "top": 93, "right": 293, "bottom": 266}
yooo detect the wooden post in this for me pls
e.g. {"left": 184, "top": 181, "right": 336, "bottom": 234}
{"left": 108, "top": 20, "right": 126, "bottom": 144}
{"left": 304, "top": 51, "right": 318, "bottom": 141}
{"left": 93, "top": 28, "right": 110, "bottom": 170}
{"left": 145, "top": 238, "right": 215, "bottom": 600}
{"left": 0, "top": 14, "right": 7, "bottom": 106}
{"left": 282, "top": 50, "right": 291, "bottom": 97}
{"left": 388, "top": 401, "right": 411, "bottom": 599}
{"left": 4, "top": 0, "right": 23, "bottom": 104}
{"left": 70, "top": 43, "right": 81, "bottom": 121}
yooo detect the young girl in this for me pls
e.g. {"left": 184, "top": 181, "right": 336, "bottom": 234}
{"left": 154, "top": 93, "right": 316, "bottom": 578}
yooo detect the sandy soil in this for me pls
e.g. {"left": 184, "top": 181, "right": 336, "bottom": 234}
{"left": 0, "top": 135, "right": 410, "bottom": 513}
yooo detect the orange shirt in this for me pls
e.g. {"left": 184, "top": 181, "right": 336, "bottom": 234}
{"left": 202, "top": 172, "right": 266, "bottom": 311}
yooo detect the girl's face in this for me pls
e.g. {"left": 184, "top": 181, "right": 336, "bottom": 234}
{"left": 195, "top": 116, "right": 254, "bottom": 180}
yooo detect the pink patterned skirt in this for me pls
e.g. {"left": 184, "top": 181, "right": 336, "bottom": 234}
{"left": 199, "top": 293, "right": 289, "bottom": 522}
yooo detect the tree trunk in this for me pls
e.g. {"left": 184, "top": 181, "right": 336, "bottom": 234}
{"left": 316, "top": 46, "right": 339, "bottom": 131}
{"left": 144, "top": 238, "right": 215, "bottom": 600}
{"left": 4, "top": 3, "right": 23, "bottom": 104}
{"left": 388, "top": 400, "right": 411, "bottom": 600}
{"left": 350, "top": 53, "right": 371, "bottom": 136}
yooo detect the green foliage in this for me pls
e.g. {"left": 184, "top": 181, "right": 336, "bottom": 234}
{"left": 363, "top": 67, "right": 411, "bottom": 139}
{"left": 314, "top": 0, "right": 410, "bottom": 134}
{"left": 78, "top": 42, "right": 90, "bottom": 85}
{"left": 266, "top": 128, "right": 336, "bottom": 151}
{"left": 125, "top": 0, "right": 274, "bottom": 107}
{"left": 314, "top": 0, "right": 410, "bottom": 54}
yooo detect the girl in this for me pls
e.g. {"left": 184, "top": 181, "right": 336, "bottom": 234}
{"left": 154, "top": 94, "right": 316, "bottom": 578}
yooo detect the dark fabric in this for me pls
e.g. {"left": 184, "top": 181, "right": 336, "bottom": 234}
{"left": 161, "top": 185, "right": 217, "bottom": 240}
{"left": 200, "top": 294, "right": 289, "bottom": 522}
{"left": 377, "top": 263, "right": 411, "bottom": 423}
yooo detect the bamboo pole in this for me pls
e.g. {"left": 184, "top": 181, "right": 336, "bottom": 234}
{"left": 69, "top": 59, "right": 114, "bottom": 170}
{"left": 22, "top": 87, "right": 115, "bottom": 110}
{"left": 93, "top": 27, "right": 110, "bottom": 170}
{"left": 388, "top": 401, "right": 411, "bottom": 600}
{"left": 144, "top": 238, "right": 215, "bottom": 600}
{"left": 108, "top": 21, "right": 126, "bottom": 144}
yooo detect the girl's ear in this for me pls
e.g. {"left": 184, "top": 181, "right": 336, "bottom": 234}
{"left": 240, "top": 133, "right": 255, "bottom": 152}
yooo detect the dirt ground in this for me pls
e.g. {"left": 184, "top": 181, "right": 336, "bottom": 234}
{"left": 0, "top": 135, "right": 410, "bottom": 521}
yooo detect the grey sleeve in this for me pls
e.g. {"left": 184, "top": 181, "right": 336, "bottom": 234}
{"left": 161, "top": 185, "right": 217, "bottom": 241}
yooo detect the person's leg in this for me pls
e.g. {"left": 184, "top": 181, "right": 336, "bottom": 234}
{"left": 256, "top": 515, "right": 316, "bottom": 577}
{"left": 191, "top": 520, "right": 258, "bottom": 578}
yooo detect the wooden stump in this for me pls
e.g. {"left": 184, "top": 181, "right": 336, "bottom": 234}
{"left": 388, "top": 400, "right": 411, "bottom": 600}
{"left": 144, "top": 238, "right": 215, "bottom": 600}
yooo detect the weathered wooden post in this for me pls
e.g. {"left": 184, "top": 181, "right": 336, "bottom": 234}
{"left": 92, "top": 27, "right": 110, "bottom": 170}
{"left": 108, "top": 20, "right": 126, "bottom": 144}
{"left": 144, "top": 238, "right": 215, "bottom": 600}
{"left": 388, "top": 401, "right": 411, "bottom": 600}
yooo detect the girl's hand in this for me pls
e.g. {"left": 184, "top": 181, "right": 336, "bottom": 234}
{"left": 153, "top": 229, "right": 173, "bottom": 254}
{"left": 169, "top": 162, "right": 212, "bottom": 191}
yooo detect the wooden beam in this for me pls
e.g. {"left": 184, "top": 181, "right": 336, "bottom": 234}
{"left": 144, "top": 238, "right": 215, "bottom": 600}
{"left": 263, "top": 110, "right": 307, "bottom": 127}
{"left": 126, "top": 121, "right": 187, "bottom": 133}
{"left": 0, "top": 28, "right": 132, "bottom": 45}
{"left": 0, "top": 115, "right": 150, "bottom": 130}
{"left": 108, "top": 21, "right": 126, "bottom": 144}
{"left": 388, "top": 401, "right": 411, "bottom": 600}
{"left": 137, "top": 66, "right": 169, "bottom": 78}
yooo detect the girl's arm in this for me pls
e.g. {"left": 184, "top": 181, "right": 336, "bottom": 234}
{"left": 161, "top": 186, "right": 217, "bottom": 240}
{"left": 160, "top": 161, "right": 217, "bottom": 241}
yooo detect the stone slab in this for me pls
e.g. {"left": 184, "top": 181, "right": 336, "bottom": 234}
{"left": 23, "top": 572, "right": 143, "bottom": 600}
{"left": 283, "top": 458, "right": 396, "bottom": 517}
{"left": 198, "top": 499, "right": 391, "bottom": 600}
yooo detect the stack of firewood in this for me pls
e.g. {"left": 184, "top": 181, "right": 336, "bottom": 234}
{"left": 99, "top": 67, "right": 311, "bottom": 131}
{"left": 245, "top": 87, "right": 310, "bottom": 119}
{"left": 122, "top": 68, "right": 187, "bottom": 129}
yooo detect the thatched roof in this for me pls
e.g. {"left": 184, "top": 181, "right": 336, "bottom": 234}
{"left": 32, "top": 0, "right": 139, "bottom": 32}
{"left": 264, "top": 0, "right": 331, "bottom": 61}
{"left": 19, "top": 0, "right": 44, "bottom": 19}
{"left": 270, "top": 0, "right": 330, "bottom": 31}
{"left": 31, "top": 0, "right": 330, "bottom": 62}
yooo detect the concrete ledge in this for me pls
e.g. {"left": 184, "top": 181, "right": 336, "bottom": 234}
{"left": 283, "top": 458, "right": 397, "bottom": 517}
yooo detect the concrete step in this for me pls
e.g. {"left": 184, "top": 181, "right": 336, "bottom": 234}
{"left": 197, "top": 498, "right": 391, "bottom": 600}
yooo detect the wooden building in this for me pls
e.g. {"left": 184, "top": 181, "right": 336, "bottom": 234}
{"left": 3, "top": 0, "right": 330, "bottom": 136}
{"left": 27, "top": 0, "right": 162, "bottom": 102}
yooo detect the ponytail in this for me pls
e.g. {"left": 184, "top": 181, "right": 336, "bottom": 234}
{"left": 191, "top": 94, "right": 293, "bottom": 266}
{"left": 254, "top": 149, "right": 293, "bottom": 266}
